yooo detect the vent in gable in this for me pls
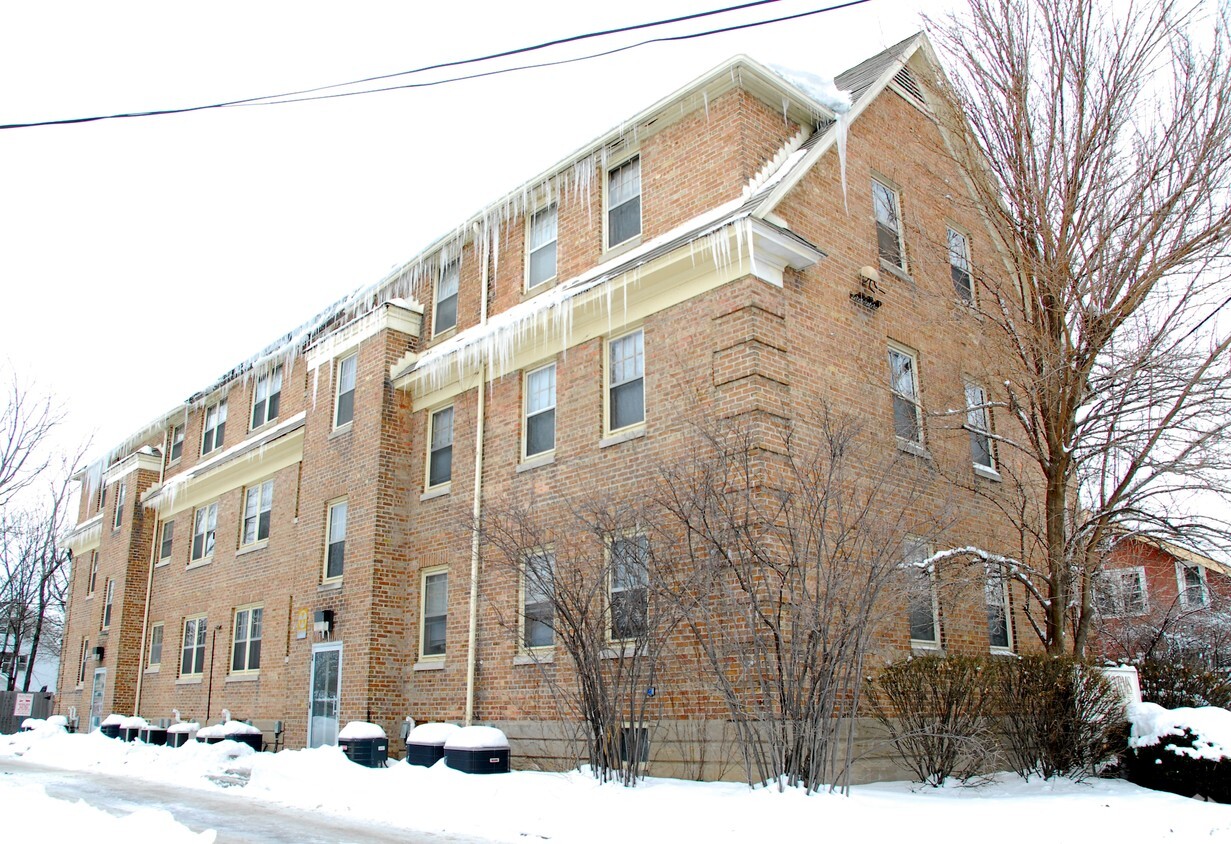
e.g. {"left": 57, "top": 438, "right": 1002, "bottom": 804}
{"left": 892, "top": 67, "right": 926, "bottom": 106}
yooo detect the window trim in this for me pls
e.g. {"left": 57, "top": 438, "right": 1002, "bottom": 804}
{"left": 1177, "top": 563, "right": 1209, "bottom": 609}
{"left": 147, "top": 622, "right": 164, "bottom": 669}
{"left": 101, "top": 578, "right": 114, "bottom": 630}
{"left": 605, "top": 154, "right": 642, "bottom": 251}
{"left": 947, "top": 225, "right": 974, "bottom": 304}
{"left": 419, "top": 567, "right": 449, "bottom": 661}
{"left": 605, "top": 328, "right": 646, "bottom": 437}
{"left": 87, "top": 551, "right": 99, "bottom": 597}
{"left": 168, "top": 423, "right": 185, "bottom": 464}
{"left": 872, "top": 177, "right": 906, "bottom": 273}
{"left": 985, "top": 567, "right": 1012, "bottom": 652}
{"left": 230, "top": 604, "right": 264, "bottom": 675}
{"left": 522, "top": 362, "right": 557, "bottom": 461}
{"left": 426, "top": 405, "right": 455, "bottom": 491}
{"left": 433, "top": 260, "right": 460, "bottom": 336}
{"left": 250, "top": 366, "right": 283, "bottom": 431}
{"left": 201, "top": 400, "right": 227, "bottom": 456}
{"left": 157, "top": 520, "right": 174, "bottom": 565}
{"left": 180, "top": 614, "right": 208, "bottom": 678}
{"left": 112, "top": 481, "right": 125, "bottom": 529}
{"left": 323, "top": 498, "right": 347, "bottom": 582}
{"left": 333, "top": 353, "right": 357, "bottom": 430}
{"left": 190, "top": 502, "right": 218, "bottom": 564}
{"left": 240, "top": 478, "right": 275, "bottom": 548}
{"left": 520, "top": 549, "right": 555, "bottom": 652}
{"left": 526, "top": 203, "right": 559, "bottom": 290}
{"left": 607, "top": 532, "right": 650, "bottom": 644}
{"left": 904, "top": 541, "right": 940, "bottom": 649}
{"left": 1096, "top": 566, "right": 1149, "bottom": 617}
{"left": 964, "top": 381, "right": 997, "bottom": 474}
{"left": 888, "top": 342, "right": 923, "bottom": 448}
{"left": 78, "top": 638, "right": 89, "bottom": 686}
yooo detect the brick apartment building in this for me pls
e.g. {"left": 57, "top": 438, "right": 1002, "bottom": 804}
{"left": 57, "top": 34, "right": 1032, "bottom": 779}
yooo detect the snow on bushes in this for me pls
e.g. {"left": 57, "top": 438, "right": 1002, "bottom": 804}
{"left": 1125, "top": 701, "right": 1231, "bottom": 803}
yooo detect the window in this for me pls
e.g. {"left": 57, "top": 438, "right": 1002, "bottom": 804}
{"left": 169, "top": 424, "right": 184, "bottom": 463}
{"left": 148, "top": 623, "right": 164, "bottom": 668}
{"left": 985, "top": 568, "right": 1011, "bottom": 650}
{"left": 523, "top": 550, "right": 554, "bottom": 649}
{"left": 231, "top": 606, "right": 263, "bottom": 673}
{"left": 428, "top": 406, "right": 454, "bottom": 488}
{"left": 334, "top": 354, "right": 357, "bottom": 428}
{"left": 948, "top": 227, "right": 973, "bottom": 303}
{"left": 102, "top": 579, "right": 114, "bottom": 630}
{"left": 873, "top": 179, "right": 905, "bottom": 270}
{"left": 1096, "top": 567, "right": 1148, "bottom": 616}
{"left": 201, "top": 401, "right": 227, "bottom": 455}
{"left": 524, "top": 364, "right": 556, "bottom": 459}
{"left": 607, "top": 156, "right": 642, "bottom": 248}
{"left": 964, "top": 382, "right": 995, "bottom": 471}
{"left": 324, "top": 499, "right": 347, "bottom": 580}
{"left": 181, "top": 616, "right": 207, "bottom": 677}
{"left": 191, "top": 502, "right": 218, "bottom": 562}
{"left": 158, "top": 520, "right": 174, "bottom": 563}
{"left": 904, "top": 542, "right": 939, "bottom": 647}
{"left": 87, "top": 551, "right": 99, "bottom": 596}
{"left": 527, "top": 204, "right": 558, "bottom": 288}
{"left": 610, "top": 534, "right": 649, "bottom": 641}
{"left": 241, "top": 479, "right": 274, "bottom": 546}
{"left": 888, "top": 345, "right": 922, "bottom": 445}
{"left": 112, "top": 481, "right": 125, "bottom": 529}
{"left": 434, "top": 261, "right": 459, "bottom": 334}
{"left": 251, "top": 366, "right": 282, "bottom": 429}
{"left": 1178, "top": 564, "right": 1208, "bottom": 608}
{"left": 78, "top": 638, "right": 89, "bottom": 685}
{"left": 421, "top": 569, "right": 448, "bottom": 658}
{"left": 607, "top": 330, "right": 645, "bottom": 433}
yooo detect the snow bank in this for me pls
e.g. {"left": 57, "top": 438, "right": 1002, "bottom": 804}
{"left": 0, "top": 781, "right": 213, "bottom": 843}
{"left": 167, "top": 721, "right": 200, "bottom": 734}
{"left": 100, "top": 713, "right": 125, "bottom": 727}
{"left": 1129, "top": 701, "right": 1231, "bottom": 761}
{"left": 338, "top": 721, "right": 386, "bottom": 740}
{"left": 444, "top": 726, "right": 509, "bottom": 750}
{"left": 120, "top": 716, "right": 149, "bottom": 730}
{"left": 767, "top": 64, "right": 852, "bottom": 114}
{"left": 407, "top": 722, "right": 460, "bottom": 745}
{"left": 197, "top": 720, "right": 260, "bottom": 738}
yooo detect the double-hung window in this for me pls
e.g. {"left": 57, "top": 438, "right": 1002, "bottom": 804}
{"left": 78, "top": 639, "right": 89, "bottom": 685}
{"left": 102, "top": 579, "right": 114, "bottom": 630}
{"left": 1096, "top": 568, "right": 1148, "bottom": 616}
{"left": 609, "top": 534, "right": 649, "bottom": 641}
{"left": 421, "top": 569, "right": 448, "bottom": 658}
{"left": 1178, "top": 564, "right": 1208, "bottom": 608}
{"left": 873, "top": 178, "right": 905, "bottom": 271}
{"left": 985, "top": 568, "right": 1011, "bottom": 650}
{"left": 523, "top": 551, "right": 555, "bottom": 650}
{"left": 169, "top": 424, "right": 185, "bottom": 463}
{"left": 608, "top": 330, "right": 645, "bottom": 433}
{"left": 524, "top": 364, "right": 556, "bottom": 459}
{"left": 201, "top": 401, "right": 227, "bottom": 455}
{"left": 434, "top": 261, "right": 459, "bottom": 335}
{"left": 191, "top": 503, "right": 218, "bottom": 562}
{"left": 948, "top": 227, "right": 973, "bottom": 303}
{"left": 113, "top": 482, "right": 125, "bottom": 529}
{"left": 158, "top": 520, "right": 174, "bottom": 564}
{"left": 181, "top": 615, "right": 207, "bottom": 677}
{"left": 87, "top": 551, "right": 99, "bottom": 596}
{"left": 324, "top": 499, "right": 347, "bottom": 581}
{"left": 888, "top": 344, "right": 922, "bottom": 446}
{"left": 231, "top": 606, "right": 263, "bottom": 673}
{"left": 251, "top": 366, "right": 282, "bottom": 429}
{"left": 334, "top": 354, "right": 357, "bottom": 428}
{"left": 241, "top": 480, "right": 274, "bottom": 546}
{"left": 964, "top": 382, "right": 995, "bottom": 472}
{"left": 148, "top": 623, "right": 164, "bottom": 669}
{"left": 904, "top": 541, "right": 939, "bottom": 647}
{"left": 527, "top": 204, "right": 558, "bottom": 288}
{"left": 428, "top": 406, "right": 454, "bottom": 488}
{"left": 607, "top": 156, "right": 642, "bottom": 248}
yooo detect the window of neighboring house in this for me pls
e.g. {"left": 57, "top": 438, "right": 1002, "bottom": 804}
{"left": 231, "top": 605, "right": 263, "bottom": 673}
{"left": 888, "top": 344, "right": 923, "bottom": 446}
{"left": 1178, "top": 564, "right": 1209, "bottom": 608}
{"left": 148, "top": 623, "right": 164, "bottom": 669}
{"left": 158, "top": 520, "right": 174, "bottom": 564}
{"left": 333, "top": 354, "right": 357, "bottom": 429}
{"left": 1095, "top": 567, "right": 1148, "bottom": 616}
{"left": 607, "top": 156, "right": 642, "bottom": 248}
{"left": 873, "top": 178, "right": 906, "bottom": 271}
{"left": 523, "top": 550, "right": 555, "bottom": 650}
{"left": 948, "top": 227, "right": 974, "bottom": 303}
{"left": 102, "top": 579, "right": 114, "bottom": 630}
{"left": 251, "top": 366, "right": 282, "bottom": 429}
{"left": 421, "top": 569, "right": 448, "bottom": 658}
{"left": 434, "top": 260, "right": 459, "bottom": 335}
{"left": 427, "top": 406, "right": 454, "bottom": 488}
{"left": 986, "top": 568, "right": 1011, "bottom": 650}
{"left": 78, "top": 638, "right": 89, "bottom": 685}
{"left": 241, "top": 479, "right": 274, "bottom": 546}
{"left": 324, "top": 499, "right": 347, "bottom": 581}
{"left": 607, "top": 329, "right": 645, "bottom": 433}
{"left": 180, "top": 615, "right": 207, "bottom": 677}
{"left": 169, "top": 424, "right": 185, "bottom": 463}
{"left": 904, "top": 542, "right": 939, "bottom": 647}
{"left": 112, "top": 481, "right": 125, "bottom": 529}
{"left": 201, "top": 400, "right": 227, "bottom": 455}
{"left": 524, "top": 363, "right": 556, "bottom": 459}
{"left": 191, "top": 502, "right": 218, "bottom": 562}
{"left": 609, "top": 534, "right": 649, "bottom": 641}
{"left": 527, "top": 204, "right": 558, "bottom": 288}
{"left": 965, "top": 382, "right": 996, "bottom": 472}
{"left": 87, "top": 551, "right": 99, "bottom": 596}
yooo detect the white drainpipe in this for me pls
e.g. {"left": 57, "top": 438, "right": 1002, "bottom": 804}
{"left": 464, "top": 221, "right": 490, "bottom": 726}
{"left": 133, "top": 424, "right": 170, "bottom": 715}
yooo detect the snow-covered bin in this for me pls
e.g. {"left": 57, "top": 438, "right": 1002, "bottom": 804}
{"left": 406, "top": 722, "right": 460, "bottom": 767}
{"left": 166, "top": 721, "right": 199, "bottom": 748}
{"left": 20, "top": 718, "right": 44, "bottom": 731}
{"left": 99, "top": 713, "right": 125, "bottom": 739}
{"left": 197, "top": 720, "right": 263, "bottom": 750}
{"left": 138, "top": 724, "right": 168, "bottom": 746}
{"left": 338, "top": 721, "right": 388, "bottom": 768}
{"left": 119, "top": 715, "right": 148, "bottom": 742}
{"left": 444, "top": 726, "right": 510, "bottom": 774}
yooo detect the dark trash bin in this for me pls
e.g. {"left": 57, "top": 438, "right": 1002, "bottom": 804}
{"left": 119, "top": 726, "right": 142, "bottom": 742}
{"left": 227, "top": 731, "right": 263, "bottom": 751}
{"left": 406, "top": 722, "right": 459, "bottom": 767}
{"left": 166, "top": 727, "right": 196, "bottom": 747}
{"left": 139, "top": 726, "right": 168, "bottom": 746}
{"left": 100, "top": 723, "right": 121, "bottom": 739}
{"left": 444, "top": 726, "right": 511, "bottom": 775}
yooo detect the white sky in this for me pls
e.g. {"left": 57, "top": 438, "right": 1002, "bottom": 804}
{"left": 0, "top": 0, "right": 949, "bottom": 460}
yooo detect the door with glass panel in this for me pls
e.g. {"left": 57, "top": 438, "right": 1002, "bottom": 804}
{"left": 307, "top": 643, "right": 342, "bottom": 747}
{"left": 89, "top": 668, "right": 106, "bottom": 731}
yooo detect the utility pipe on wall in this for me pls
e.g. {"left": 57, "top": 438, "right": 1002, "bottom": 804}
{"left": 464, "top": 221, "right": 490, "bottom": 726}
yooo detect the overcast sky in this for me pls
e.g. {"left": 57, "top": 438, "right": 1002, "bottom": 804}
{"left": 0, "top": 0, "right": 952, "bottom": 462}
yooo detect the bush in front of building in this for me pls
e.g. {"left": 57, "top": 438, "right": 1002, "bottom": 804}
{"left": 1137, "top": 658, "right": 1231, "bottom": 710}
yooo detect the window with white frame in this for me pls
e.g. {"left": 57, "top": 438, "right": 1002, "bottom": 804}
{"left": 87, "top": 551, "right": 99, "bottom": 596}
{"left": 324, "top": 499, "right": 347, "bottom": 581}
{"left": 169, "top": 424, "right": 185, "bottom": 463}
{"left": 334, "top": 353, "right": 357, "bottom": 428}
{"left": 888, "top": 344, "right": 922, "bottom": 445}
{"left": 965, "top": 382, "right": 996, "bottom": 472}
{"left": 948, "top": 227, "right": 973, "bottom": 303}
{"left": 241, "top": 479, "right": 274, "bottom": 546}
{"left": 524, "top": 364, "right": 556, "bottom": 459}
{"left": 251, "top": 366, "right": 282, "bottom": 429}
{"left": 609, "top": 534, "right": 649, "bottom": 641}
{"left": 158, "top": 520, "right": 174, "bottom": 564}
{"left": 78, "top": 638, "right": 89, "bottom": 685}
{"left": 102, "top": 578, "right": 114, "bottom": 630}
{"left": 527, "top": 204, "right": 558, "bottom": 288}
{"left": 523, "top": 550, "right": 554, "bottom": 649}
{"left": 191, "top": 502, "right": 218, "bottom": 562}
{"left": 427, "top": 406, "right": 454, "bottom": 488}
{"left": 873, "top": 178, "right": 905, "bottom": 270}
{"left": 904, "top": 542, "right": 939, "bottom": 647}
{"left": 985, "top": 567, "right": 1011, "bottom": 650}
{"left": 421, "top": 569, "right": 448, "bottom": 658}
{"left": 112, "top": 481, "right": 125, "bottom": 529}
{"left": 1095, "top": 567, "right": 1148, "bottom": 616}
{"left": 181, "top": 615, "right": 207, "bottom": 677}
{"left": 201, "top": 401, "right": 227, "bottom": 455}
{"left": 607, "top": 330, "right": 645, "bottom": 433}
{"left": 231, "top": 605, "right": 263, "bottom": 673}
{"left": 148, "top": 623, "right": 164, "bottom": 669}
{"left": 434, "top": 261, "right": 459, "bottom": 334}
{"left": 1178, "top": 564, "right": 1209, "bottom": 609}
{"left": 607, "top": 156, "right": 642, "bottom": 248}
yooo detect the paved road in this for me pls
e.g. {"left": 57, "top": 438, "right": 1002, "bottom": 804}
{"left": 1, "top": 757, "right": 484, "bottom": 843}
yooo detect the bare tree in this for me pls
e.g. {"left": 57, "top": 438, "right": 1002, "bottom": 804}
{"left": 929, "top": 0, "right": 1231, "bottom": 653}
{"left": 0, "top": 370, "right": 63, "bottom": 509}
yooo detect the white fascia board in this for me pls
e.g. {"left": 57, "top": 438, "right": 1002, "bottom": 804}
{"left": 61, "top": 513, "right": 104, "bottom": 555}
{"left": 305, "top": 300, "right": 423, "bottom": 373}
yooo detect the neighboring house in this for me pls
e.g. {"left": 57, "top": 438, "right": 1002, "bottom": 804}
{"left": 1093, "top": 534, "right": 1231, "bottom": 667}
{"left": 57, "top": 34, "right": 1032, "bottom": 780}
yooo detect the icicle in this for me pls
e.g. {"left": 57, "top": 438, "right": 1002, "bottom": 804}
{"left": 835, "top": 110, "right": 851, "bottom": 214}
{"left": 702, "top": 90, "right": 709, "bottom": 120}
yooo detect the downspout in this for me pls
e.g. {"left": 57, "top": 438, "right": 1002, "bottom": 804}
{"left": 464, "top": 221, "right": 490, "bottom": 726}
{"left": 133, "top": 425, "right": 169, "bottom": 715}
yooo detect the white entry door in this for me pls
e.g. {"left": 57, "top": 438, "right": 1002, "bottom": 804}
{"left": 308, "top": 643, "right": 342, "bottom": 747}
{"left": 89, "top": 668, "right": 106, "bottom": 731}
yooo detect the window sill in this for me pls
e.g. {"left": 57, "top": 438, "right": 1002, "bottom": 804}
{"left": 75, "top": 684, "right": 84, "bottom": 691}
{"left": 154, "top": 560, "right": 170, "bottom": 569}
{"left": 601, "top": 642, "right": 641, "bottom": 659}
{"left": 237, "top": 540, "right": 269, "bottom": 557}
{"left": 176, "top": 677, "right": 204, "bottom": 686}
{"left": 328, "top": 423, "right": 353, "bottom": 441}
{"left": 186, "top": 559, "right": 213, "bottom": 571}
{"left": 413, "top": 660, "right": 446, "bottom": 671}
{"left": 516, "top": 453, "right": 556, "bottom": 473}
{"left": 604, "top": 235, "right": 642, "bottom": 259}
{"left": 430, "top": 326, "right": 458, "bottom": 344}
{"left": 989, "top": 647, "right": 1015, "bottom": 657}
{"left": 879, "top": 260, "right": 913, "bottom": 284}
{"left": 318, "top": 579, "right": 343, "bottom": 593}
{"left": 226, "top": 672, "right": 260, "bottom": 683}
{"left": 85, "top": 594, "right": 94, "bottom": 601}
{"left": 910, "top": 642, "right": 942, "bottom": 654}
{"left": 896, "top": 439, "right": 930, "bottom": 460}
{"left": 600, "top": 427, "right": 646, "bottom": 449}
{"left": 973, "top": 464, "right": 1002, "bottom": 482}
{"left": 523, "top": 277, "right": 558, "bottom": 299}
{"left": 248, "top": 418, "right": 281, "bottom": 437}
{"left": 144, "top": 666, "right": 160, "bottom": 674}
{"left": 514, "top": 651, "right": 555, "bottom": 665}
{"left": 421, "top": 484, "right": 451, "bottom": 502}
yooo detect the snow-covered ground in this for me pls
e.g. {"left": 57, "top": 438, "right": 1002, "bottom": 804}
{"left": 2, "top": 723, "right": 1229, "bottom": 843}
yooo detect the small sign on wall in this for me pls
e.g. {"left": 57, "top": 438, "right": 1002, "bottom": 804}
{"left": 296, "top": 607, "right": 309, "bottom": 640}
{"left": 14, "top": 693, "right": 34, "bottom": 717}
